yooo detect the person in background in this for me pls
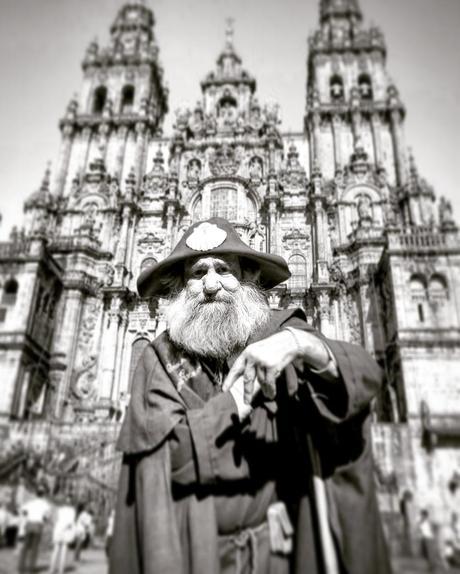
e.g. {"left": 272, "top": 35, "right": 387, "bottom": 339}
{"left": 0, "top": 502, "right": 9, "bottom": 547}
{"left": 105, "top": 510, "right": 115, "bottom": 558}
{"left": 48, "top": 495, "right": 76, "bottom": 574}
{"left": 17, "top": 485, "right": 51, "bottom": 573}
{"left": 74, "top": 503, "right": 93, "bottom": 562}
{"left": 419, "top": 509, "right": 443, "bottom": 573}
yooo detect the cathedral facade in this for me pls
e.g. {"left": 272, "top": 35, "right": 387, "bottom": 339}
{"left": 0, "top": 0, "right": 459, "bottom": 539}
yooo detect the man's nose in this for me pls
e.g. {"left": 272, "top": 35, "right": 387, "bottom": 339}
{"left": 203, "top": 270, "right": 221, "bottom": 295}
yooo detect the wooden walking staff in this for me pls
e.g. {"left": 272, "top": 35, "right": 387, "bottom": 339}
{"left": 306, "top": 435, "right": 340, "bottom": 574}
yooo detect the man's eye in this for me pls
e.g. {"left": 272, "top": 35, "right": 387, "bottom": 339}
{"left": 216, "top": 266, "right": 229, "bottom": 274}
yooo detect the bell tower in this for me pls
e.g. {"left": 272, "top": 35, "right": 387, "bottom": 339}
{"left": 54, "top": 0, "right": 168, "bottom": 199}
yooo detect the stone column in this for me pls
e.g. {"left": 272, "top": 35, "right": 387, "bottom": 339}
{"left": 80, "top": 127, "right": 93, "bottom": 174}
{"left": 51, "top": 289, "right": 85, "bottom": 417}
{"left": 115, "top": 205, "right": 131, "bottom": 269}
{"left": 98, "top": 123, "right": 111, "bottom": 161}
{"left": 134, "top": 121, "right": 148, "bottom": 184}
{"left": 54, "top": 125, "right": 74, "bottom": 196}
{"left": 311, "top": 113, "right": 321, "bottom": 164}
{"left": 112, "top": 310, "right": 129, "bottom": 402}
{"left": 99, "top": 297, "right": 121, "bottom": 400}
{"left": 268, "top": 199, "right": 278, "bottom": 255}
{"left": 370, "top": 113, "right": 383, "bottom": 166}
{"left": 331, "top": 114, "right": 342, "bottom": 172}
{"left": 351, "top": 109, "right": 361, "bottom": 146}
{"left": 313, "top": 199, "right": 329, "bottom": 283}
{"left": 114, "top": 126, "right": 129, "bottom": 180}
{"left": 390, "top": 109, "right": 406, "bottom": 186}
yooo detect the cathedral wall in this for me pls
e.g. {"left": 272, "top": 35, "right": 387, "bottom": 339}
{"left": 0, "top": 350, "right": 21, "bottom": 417}
{"left": 401, "top": 348, "right": 460, "bottom": 418}
{"left": 63, "top": 134, "right": 87, "bottom": 197}
{"left": 319, "top": 122, "right": 335, "bottom": 179}
{"left": 361, "top": 119, "right": 375, "bottom": 164}
{"left": 380, "top": 124, "right": 396, "bottom": 186}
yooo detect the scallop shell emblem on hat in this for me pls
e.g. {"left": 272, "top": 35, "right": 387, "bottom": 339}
{"left": 186, "top": 222, "right": 227, "bottom": 251}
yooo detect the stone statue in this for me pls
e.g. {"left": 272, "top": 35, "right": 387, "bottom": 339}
{"left": 439, "top": 196, "right": 455, "bottom": 228}
{"left": 249, "top": 157, "right": 263, "bottom": 182}
{"left": 187, "top": 158, "right": 201, "bottom": 181}
{"left": 357, "top": 194, "right": 373, "bottom": 223}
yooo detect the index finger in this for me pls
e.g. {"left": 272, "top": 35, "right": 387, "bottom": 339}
{"left": 222, "top": 354, "right": 246, "bottom": 391}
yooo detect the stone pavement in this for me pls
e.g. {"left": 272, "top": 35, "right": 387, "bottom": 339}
{"left": 0, "top": 547, "right": 107, "bottom": 574}
{"left": 1, "top": 546, "right": 460, "bottom": 574}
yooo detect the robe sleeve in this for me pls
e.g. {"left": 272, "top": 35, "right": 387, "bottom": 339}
{"left": 280, "top": 312, "right": 383, "bottom": 423}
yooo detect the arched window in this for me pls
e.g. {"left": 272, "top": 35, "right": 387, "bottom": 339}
{"left": 140, "top": 257, "right": 157, "bottom": 273}
{"left": 120, "top": 85, "right": 135, "bottom": 114}
{"left": 409, "top": 275, "right": 426, "bottom": 323}
{"left": 288, "top": 255, "right": 306, "bottom": 289}
{"left": 92, "top": 86, "right": 107, "bottom": 115}
{"left": 428, "top": 274, "right": 448, "bottom": 303}
{"left": 218, "top": 96, "right": 237, "bottom": 120}
{"left": 210, "top": 188, "right": 237, "bottom": 221}
{"left": 2, "top": 278, "right": 18, "bottom": 305}
{"left": 358, "top": 74, "right": 373, "bottom": 100}
{"left": 330, "top": 75, "right": 344, "bottom": 101}
{"left": 128, "top": 338, "right": 150, "bottom": 392}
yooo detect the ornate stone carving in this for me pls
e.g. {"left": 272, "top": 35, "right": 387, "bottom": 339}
{"left": 71, "top": 354, "right": 98, "bottom": 400}
{"left": 137, "top": 232, "right": 164, "bottom": 254}
{"left": 208, "top": 144, "right": 240, "bottom": 176}
{"left": 282, "top": 228, "right": 310, "bottom": 251}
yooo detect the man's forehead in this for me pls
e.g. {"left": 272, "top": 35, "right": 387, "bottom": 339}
{"left": 185, "top": 254, "right": 240, "bottom": 269}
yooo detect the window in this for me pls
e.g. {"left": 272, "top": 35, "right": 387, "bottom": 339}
{"left": 2, "top": 278, "right": 18, "bottom": 305}
{"left": 92, "top": 86, "right": 107, "bottom": 115}
{"left": 330, "top": 75, "right": 344, "bottom": 101}
{"left": 409, "top": 275, "right": 426, "bottom": 302}
{"left": 417, "top": 304, "right": 424, "bottom": 323}
{"left": 218, "top": 96, "right": 237, "bottom": 120}
{"left": 288, "top": 255, "right": 306, "bottom": 289}
{"left": 128, "top": 338, "right": 150, "bottom": 392}
{"left": 428, "top": 274, "right": 448, "bottom": 303}
{"left": 120, "top": 85, "right": 135, "bottom": 114}
{"left": 210, "top": 188, "right": 237, "bottom": 221}
{"left": 358, "top": 74, "right": 373, "bottom": 100}
{"left": 409, "top": 275, "right": 427, "bottom": 324}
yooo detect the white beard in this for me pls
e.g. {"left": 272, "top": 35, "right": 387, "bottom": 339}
{"left": 165, "top": 283, "right": 271, "bottom": 361}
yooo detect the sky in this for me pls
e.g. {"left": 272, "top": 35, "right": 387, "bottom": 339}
{"left": 0, "top": 0, "right": 459, "bottom": 240}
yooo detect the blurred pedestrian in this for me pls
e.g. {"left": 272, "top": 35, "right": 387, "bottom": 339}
{"left": 0, "top": 502, "right": 9, "bottom": 547}
{"left": 105, "top": 510, "right": 115, "bottom": 558}
{"left": 17, "top": 485, "right": 51, "bottom": 573}
{"left": 419, "top": 509, "right": 443, "bottom": 573}
{"left": 48, "top": 495, "right": 76, "bottom": 574}
{"left": 74, "top": 503, "right": 92, "bottom": 562}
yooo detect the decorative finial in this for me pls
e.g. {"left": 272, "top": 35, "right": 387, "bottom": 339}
{"left": 41, "top": 162, "right": 52, "bottom": 192}
{"left": 225, "top": 17, "right": 235, "bottom": 51}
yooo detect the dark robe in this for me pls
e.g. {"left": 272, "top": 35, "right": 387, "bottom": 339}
{"left": 110, "top": 308, "right": 392, "bottom": 574}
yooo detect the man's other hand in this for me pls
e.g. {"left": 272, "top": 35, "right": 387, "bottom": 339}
{"left": 223, "top": 329, "right": 338, "bottom": 405}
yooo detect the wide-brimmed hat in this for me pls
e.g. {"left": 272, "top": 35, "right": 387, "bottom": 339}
{"left": 137, "top": 217, "right": 291, "bottom": 297}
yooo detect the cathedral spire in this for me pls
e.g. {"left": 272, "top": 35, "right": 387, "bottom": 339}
{"left": 320, "top": 0, "right": 362, "bottom": 24}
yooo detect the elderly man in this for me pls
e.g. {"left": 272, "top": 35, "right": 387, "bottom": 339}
{"left": 110, "top": 218, "right": 392, "bottom": 574}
